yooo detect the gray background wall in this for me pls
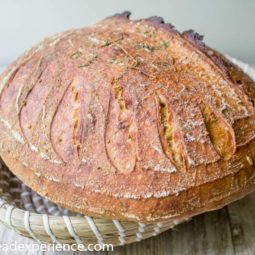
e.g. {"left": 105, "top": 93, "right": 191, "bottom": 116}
{"left": 0, "top": 0, "right": 254, "bottom": 66}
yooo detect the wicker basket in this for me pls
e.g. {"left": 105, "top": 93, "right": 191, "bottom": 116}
{"left": 0, "top": 57, "right": 254, "bottom": 247}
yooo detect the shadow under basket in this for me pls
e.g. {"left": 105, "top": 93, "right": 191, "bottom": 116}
{"left": 0, "top": 57, "right": 254, "bottom": 247}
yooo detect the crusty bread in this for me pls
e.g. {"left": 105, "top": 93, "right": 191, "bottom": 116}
{"left": 1, "top": 12, "right": 255, "bottom": 223}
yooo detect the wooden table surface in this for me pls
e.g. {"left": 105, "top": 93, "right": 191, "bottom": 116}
{"left": 0, "top": 65, "right": 255, "bottom": 255}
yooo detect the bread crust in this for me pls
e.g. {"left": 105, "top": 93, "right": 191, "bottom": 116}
{"left": 1, "top": 12, "right": 255, "bottom": 222}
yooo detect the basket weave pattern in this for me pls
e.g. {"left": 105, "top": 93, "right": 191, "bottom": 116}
{"left": 0, "top": 58, "right": 254, "bottom": 246}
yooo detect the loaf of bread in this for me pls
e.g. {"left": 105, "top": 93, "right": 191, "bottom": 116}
{"left": 0, "top": 12, "right": 255, "bottom": 223}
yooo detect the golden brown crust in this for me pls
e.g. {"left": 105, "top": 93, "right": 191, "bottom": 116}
{"left": 1, "top": 12, "right": 255, "bottom": 222}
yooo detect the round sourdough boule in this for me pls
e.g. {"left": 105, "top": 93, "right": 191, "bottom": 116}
{"left": 1, "top": 12, "right": 255, "bottom": 223}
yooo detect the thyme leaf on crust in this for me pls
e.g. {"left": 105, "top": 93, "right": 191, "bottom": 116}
{"left": 79, "top": 54, "right": 98, "bottom": 68}
{"left": 135, "top": 41, "right": 170, "bottom": 53}
{"left": 102, "top": 33, "right": 124, "bottom": 47}
{"left": 70, "top": 49, "right": 84, "bottom": 59}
